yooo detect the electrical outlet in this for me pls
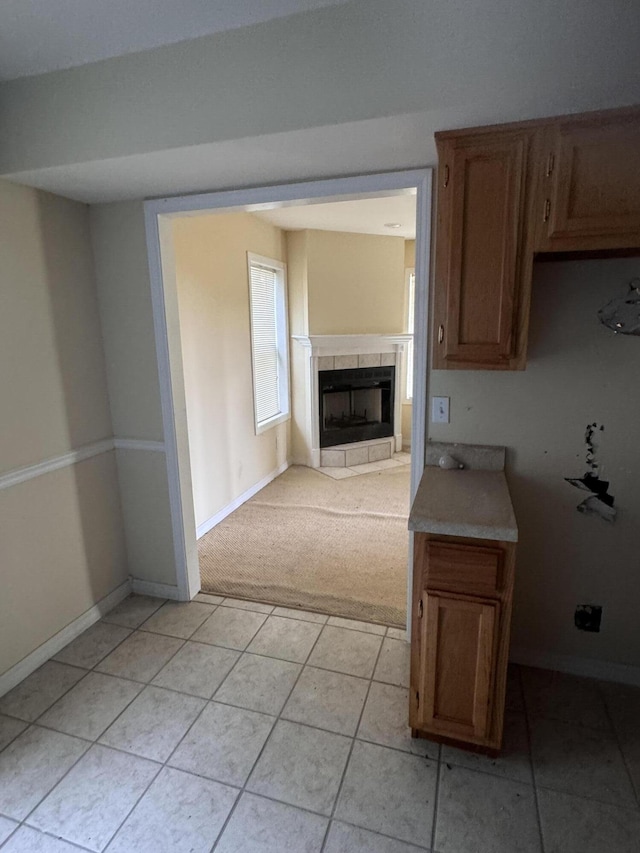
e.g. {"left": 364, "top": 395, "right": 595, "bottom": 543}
{"left": 574, "top": 604, "right": 602, "bottom": 633}
{"left": 431, "top": 396, "right": 450, "bottom": 424}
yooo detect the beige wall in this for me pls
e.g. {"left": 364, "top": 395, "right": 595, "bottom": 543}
{"left": 402, "top": 239, "right": 416, "bottom": 449}
{"left": 430, "top": 258, "right": 640, "bottom": 668}
{"left": 305, "top": 230, "right": 405, "bottom": 335}
{"left": 0, "top": 179, "right": 128, "bottom": 676}
{"left": 172, "top": 212, "right": 290, "bottom": 529}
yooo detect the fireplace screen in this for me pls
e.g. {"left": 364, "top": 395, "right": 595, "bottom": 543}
{"left": 319, "top": 365, "right": 395, "bottom": 447}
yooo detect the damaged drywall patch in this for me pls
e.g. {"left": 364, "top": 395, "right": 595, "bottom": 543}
{"left": 565, "top": 423, "right": 617, "bottom": 523}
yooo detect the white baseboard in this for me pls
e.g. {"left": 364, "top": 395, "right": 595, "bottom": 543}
{"left": 196, "top": 462, "right": 290, "bottom": 539}
{"left": 130, "top": 579, "right": 182, "bottom": 600}
{"left": 510, "top": 646, "right": 640, "bottom": 687}
{"left": 0, "top": 579, "right": 132, "bottom": 698}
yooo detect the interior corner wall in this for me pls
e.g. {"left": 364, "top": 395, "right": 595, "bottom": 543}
{"left": 0, "top": 178, "right": 128, "bottom": 678}
{"left": 305, "top": 230, "right": 406, "bottom": 335}
{"left": 89, "top": 200, "right": 176, "bottom": 587}
{"left": 172, "top": 212, "right": 290, "bottom": 531}
{"left": 429, "top": 258, "right": 640, "bottom": 669}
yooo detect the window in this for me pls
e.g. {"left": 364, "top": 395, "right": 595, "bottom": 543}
{"left": 247, "top": 253, "right": 290, "bottom": 434}
{"left": 404, "top": 268, "right": 415, "bottom": 400}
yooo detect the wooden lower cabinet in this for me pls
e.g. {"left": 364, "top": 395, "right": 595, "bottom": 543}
{"left": 410, "top": 533, "right": 515, "bottom": 752}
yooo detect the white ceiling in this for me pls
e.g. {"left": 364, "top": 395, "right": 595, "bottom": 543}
{"left": 253, "top": 194, "right": 417, "bottom": 239}
{"left": 0, "top": 0, "right": 349, "bottom": 80}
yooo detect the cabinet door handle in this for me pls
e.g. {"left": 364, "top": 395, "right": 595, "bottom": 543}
{"left": 438, "top": 324, "right": 444, "bottom": 344}
{"left": 543, "top": 199, "right": 551, "bottom": 222}
{"left": 443, "top": 165, "right": 450, "bottom": 188}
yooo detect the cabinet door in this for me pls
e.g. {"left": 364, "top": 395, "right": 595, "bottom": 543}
{"left": 433, "top": 132, "right": 531, "bottom": 369}
{"left": 541, "top": 114, "right": 640, "bottom": 250}
{"left": 417, "top": 591, "right": 498, "bottom": 742}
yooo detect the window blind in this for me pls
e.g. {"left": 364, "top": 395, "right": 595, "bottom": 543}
{"left": 249, "top": 262, "right": 281, "bottom": 424}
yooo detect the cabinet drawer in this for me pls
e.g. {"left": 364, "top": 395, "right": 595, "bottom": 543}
{"left": 426, "top": 541, "right": 502, "bottom": 596}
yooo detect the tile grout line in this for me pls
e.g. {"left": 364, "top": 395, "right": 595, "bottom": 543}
{"left": 318, "top": 629, "right": 387, "bottom": 853}
{"left": 208, "top": 612, "right": 333, "bottom": 852}
{"left": 428, "top": 746, "right": 442, "bottom": 853}
{"left": 596, "top": 680, "right": 640, "bottom": 810}
{"left": 519, "top": 666, "right": 547, "bottom": 853}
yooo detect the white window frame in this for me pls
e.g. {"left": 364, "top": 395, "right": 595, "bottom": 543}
{"left": 247, "top": 252, "right": 291, "bottom": 435}
{"left": 403, "top": 267, "right": 415, "bottom": 402}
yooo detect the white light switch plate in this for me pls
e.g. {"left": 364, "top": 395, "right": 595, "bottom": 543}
{"left": 431, "top": 396, "right": 450, "bottom": 423}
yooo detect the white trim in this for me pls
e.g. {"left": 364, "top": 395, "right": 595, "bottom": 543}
{"left": 144, "top": 170, "right": 432, "bottom": 610}
{"left": 510, "top": 646, "right": 640, "bottom": 687}
{"left": 0, "top": 438, "right": 167, "bottom": 493}
{"left": 0, "top": 580, "right": 131, "bottom": 698}
{"left": 196, "top": 461, "right": 290, "bottom": 539}
{"left": 130, "top": 579, "right": 182, "bottom": 600}
{"left": 0, "top": 439, "right": 114, "bottom": 491}
{"left": 292, "top": 334, "right": 412, "bottom": 355}
{"left": 113, "top": 439, "right": 166, "bottom": 452}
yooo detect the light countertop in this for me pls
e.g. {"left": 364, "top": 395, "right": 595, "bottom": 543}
{"left": 409, "top": 466, "right": 518, "bottom": 542}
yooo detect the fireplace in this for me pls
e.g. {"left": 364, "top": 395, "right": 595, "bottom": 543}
{"left": 319, "top": 366, "right": 395, "bottom": 448}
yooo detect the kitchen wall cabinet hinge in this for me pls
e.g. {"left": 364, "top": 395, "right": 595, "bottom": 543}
{"left": 546, "top": 152, "right": 555, "bottom": 177}
{"left": 443, "top": 165, "right": 450, "bottom": 188}
{"left": 543, "top": 198, "right": 551, "bottom": 222}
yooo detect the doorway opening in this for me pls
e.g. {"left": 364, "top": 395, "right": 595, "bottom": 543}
{"left": 145, "top": 171, "right": 432, "bottom": 630}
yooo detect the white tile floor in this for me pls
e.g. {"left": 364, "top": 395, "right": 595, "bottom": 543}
{"left": 1, "top": 595, "right": 639, "bottom": 852}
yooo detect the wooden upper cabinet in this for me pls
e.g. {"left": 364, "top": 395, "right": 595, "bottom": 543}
{"left": 537, "top": 111, "right": 640, "bottom": 252}
{"left": 433, "top": 130, "right": 535, "bottom": 370}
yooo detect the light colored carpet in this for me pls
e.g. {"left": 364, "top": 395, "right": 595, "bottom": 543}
{"left": 198, "top": 464, "right": 410, "bottom": 626}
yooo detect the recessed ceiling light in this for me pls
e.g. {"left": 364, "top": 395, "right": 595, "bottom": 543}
{"left": 384, "top": 222, "right": 402, "bottom": 229}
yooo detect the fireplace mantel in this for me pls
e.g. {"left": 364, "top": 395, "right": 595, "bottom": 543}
{"left": 292, "top": 334, "right": 412, "bottom": 356}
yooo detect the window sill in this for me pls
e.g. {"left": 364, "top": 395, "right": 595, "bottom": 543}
{"left": 255, "top": 411, "right": 290, "bottom": 435}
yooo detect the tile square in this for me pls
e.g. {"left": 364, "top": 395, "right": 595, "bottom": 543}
{"left": 247, "top": 720, "right": 351, "bottom": 815}
{"left": 0, "top": 726, "right": 88, "bottom": 820}
{"left": 317, "top": 355, "right": 335, "bottom": 370}
{"left": 107, "top": 766, "right": 238, "bottom": 853}
{"left": 102, "top": 595, "right": 165, "bottom": 629}
{"left": 327, "top": 616, "right": 386, "bottom": 635}
{"left": 345, "top": 446, "right": 368, "bottom": 466}
{"left": 442, "top": 711, "right": 532, "bottom": 783}
{"left": 220, "top": 598, "right": 274, "bottom": 614}
{"left": 368, "top": 442, "right": 391, "bottom": 462}
{"left": 325, "top": 822, "right": 425, "bottom": 853}
{"left": 271, "top": 606, "right": 328, "bottom": 624}
{"left": 318, "top": 466, "right": 357, "bottom": 480}
{"left": 0, "top": 714, "right": 28, "bottom": 750}
{"left": 215, "top": 653, "right": 301, "bottom": 715}
{"left": 0, "top": 661, "right": 85, "bottom": 721}
{"left": 152, "top": 641, "right": 239, "bottom": 698}
{"left": 334, "top": 354, "right": 358, "bottom": 370}
{"left": 99, "top": 685, "right": 205, "bottom": 761}
{"left": 522, "top": 667, "right": 611, "bottom": 731}
{"left": 435, "top": 763, "right": 541, "bottom": 853}
{"left": 537, "top": 787, "right": 640, "bottom": 853}
{"left": 358, "top": 353, "right": 381, "bottom": 368}
{"left": 357, "top": 682, "right": 438, "bottom": 758}
{"left": 0, "top": 816, "right": 17, "bottom": 846}
{"left": 335, "top": 741, "right": 436, "bottom": 846}
{"left": 39, "top": 672, "right": 143, "bottom": 740}
{"left": 373, "top": 637, "right": 410, "bottom": 687}
{"left": 308, "top": 626, "right": 382, "bottom": 678}
{"left": 0, "top": 826, "right": 83, "bottom": 852}
{"left": 191, "top": 607, "right": 267, "bottom": 650}
{"left": 140, "top": 601, "right": 215, "bottom": 639}
{"left": 320, "top": 450, "right": 346, "bottom": 468}
{"left": 282, "top": 667, "right": 369, "bottom": 735}
{"left": 194, "top": 592, "right": 224, "bottom": 604}
{"left": 247, "top": 616, "right": 322, "bottom": 663}
{"left": 169, "top": 701, "right": 274, "bottom": 787}
{"left": 386, "top": 627, "right": 408, "bottom": 641}
{"left": 530, "top": 717, "right": 636, "bottom": 805}
{"left": 600, "top": 680, "right": 640, "bottom": 798}
{"left": 215, "top": 792, "right": 327, "bottom": 853}
{"left": 27, "top": 744, "right": 159, "bottom": 852}
{"left": 96, "top": 631, "right": 183, "bottom": 682}
{"left": 52, "top": 622, "right": 131, "bottom": 669}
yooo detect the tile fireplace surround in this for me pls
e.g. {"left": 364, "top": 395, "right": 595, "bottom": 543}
{"left": 291, "top": 335, "right": 412, "bottom": 469}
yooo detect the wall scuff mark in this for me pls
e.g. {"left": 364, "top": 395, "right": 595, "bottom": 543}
{"left": 565, "top": 423, "right": 617, "bottom": 523}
